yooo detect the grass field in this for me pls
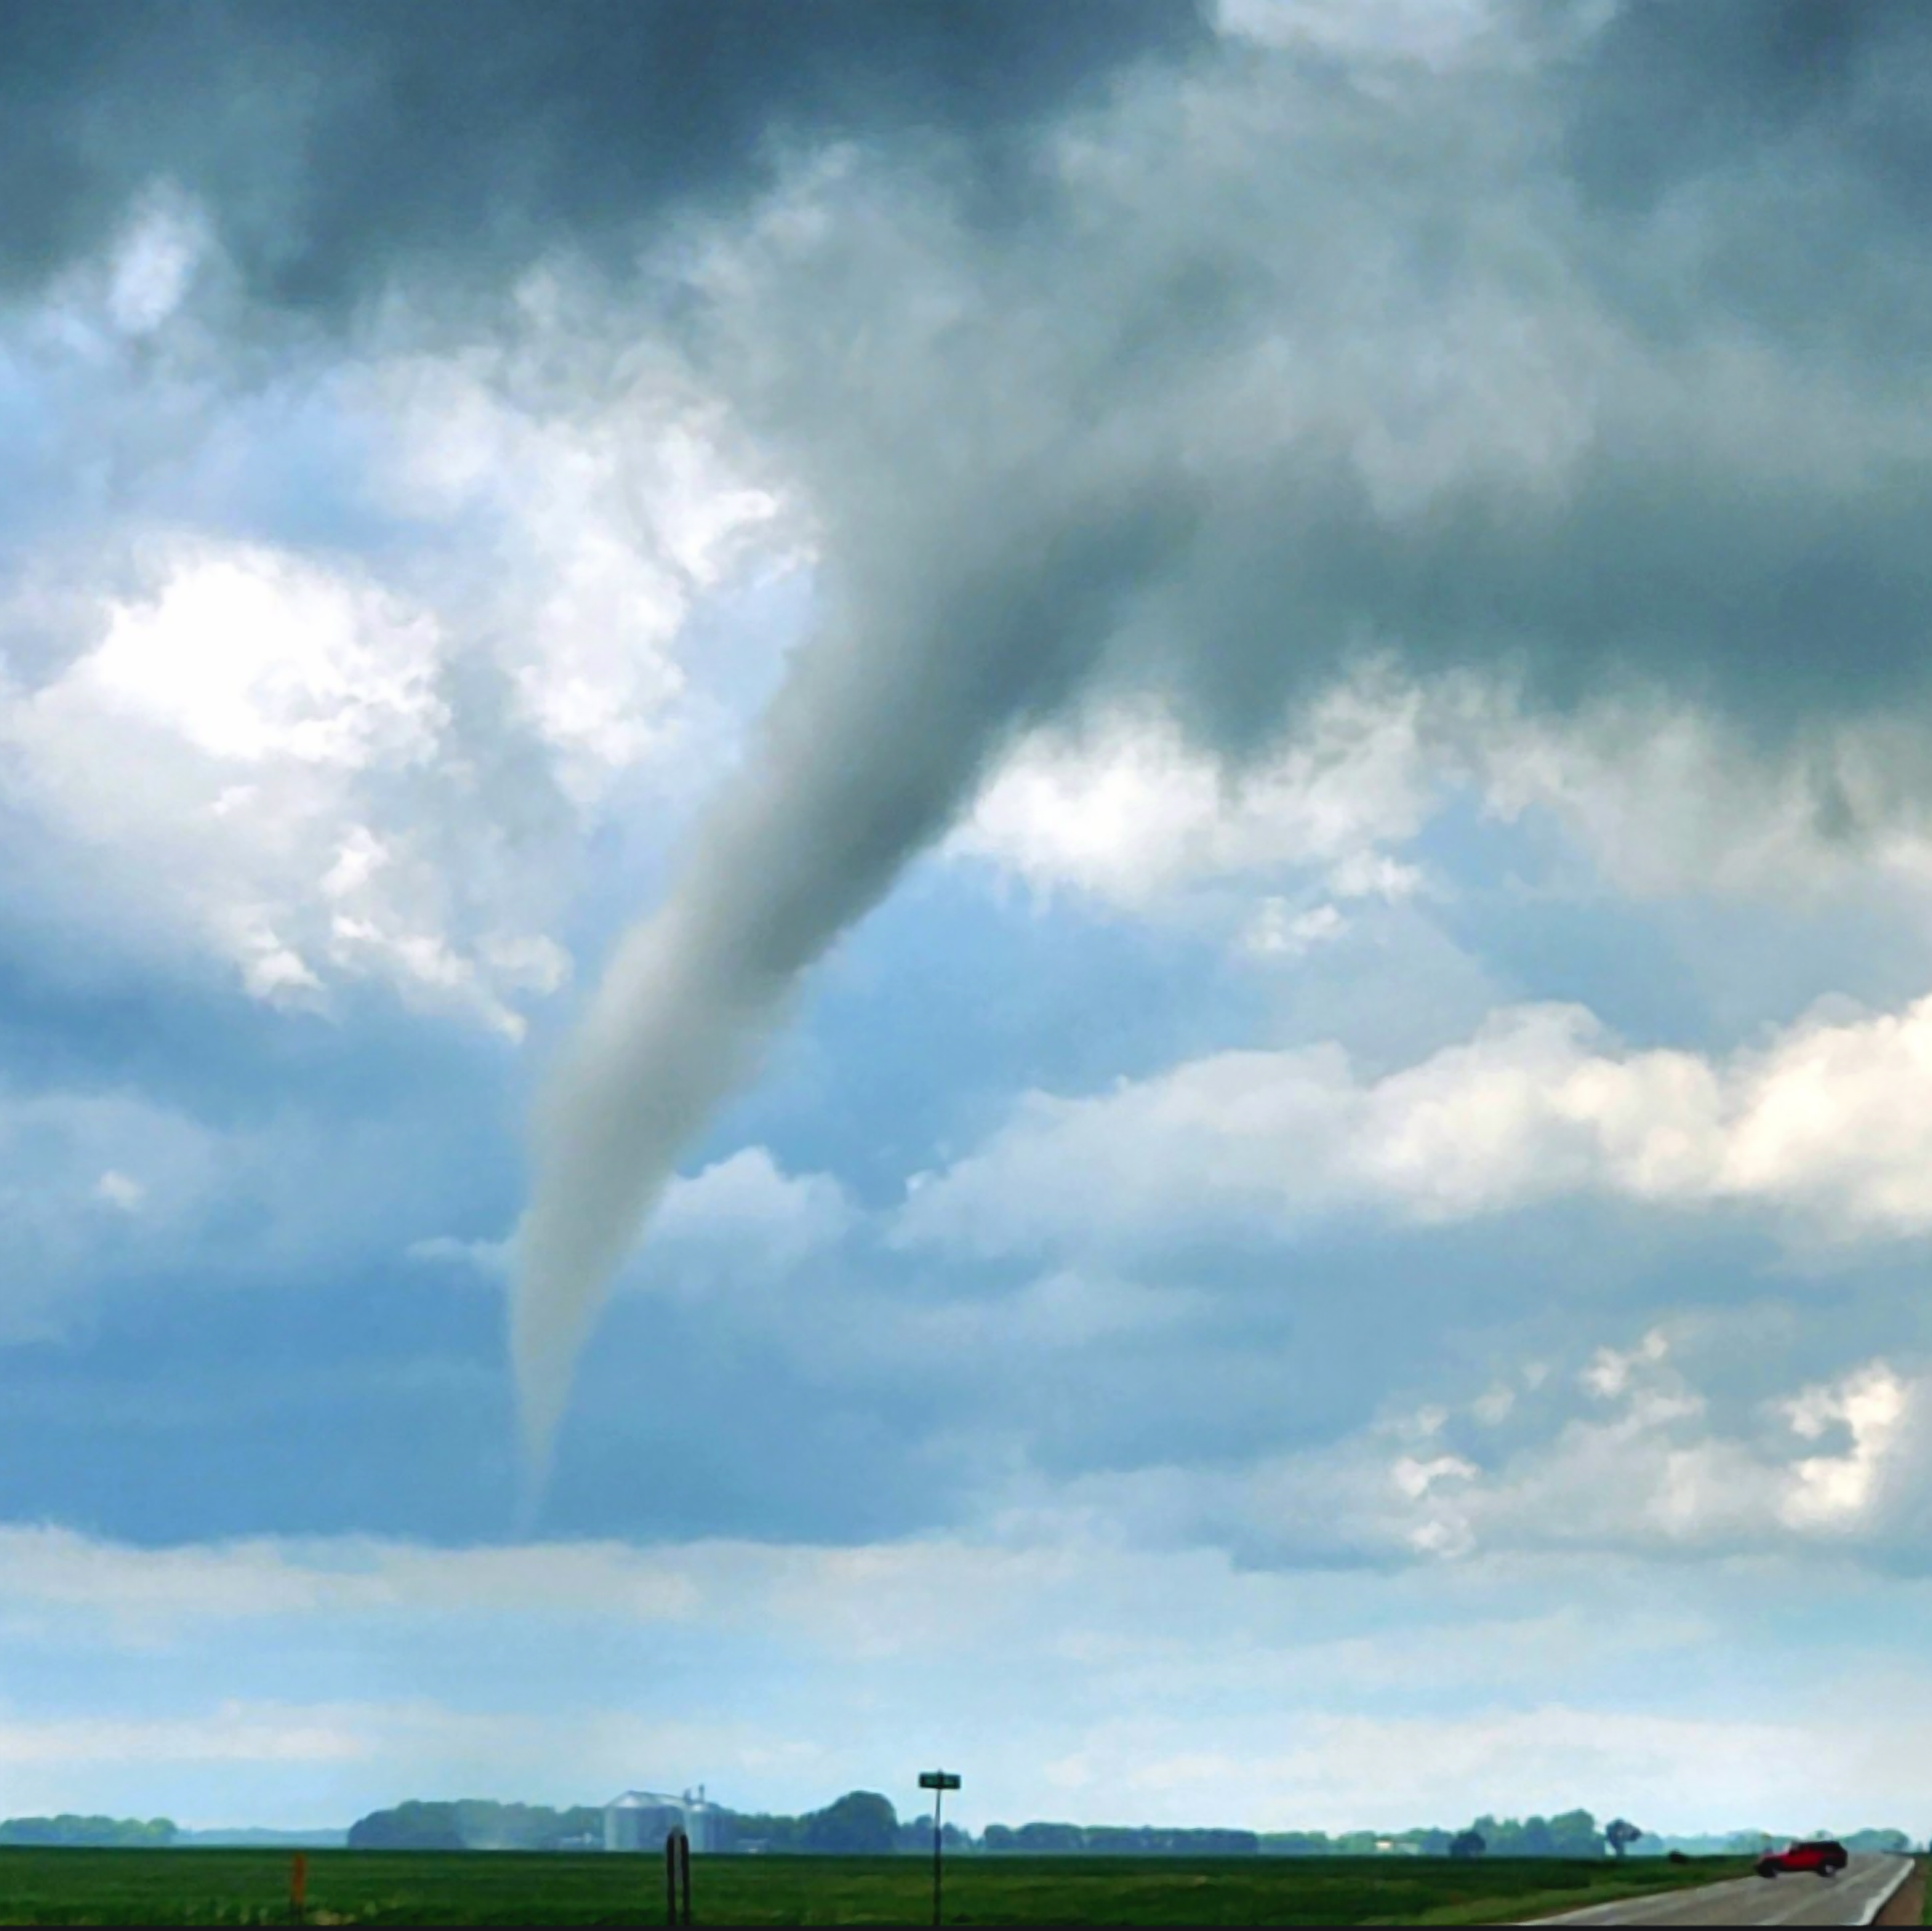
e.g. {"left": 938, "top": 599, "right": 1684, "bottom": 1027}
{"left": 0, "top": 1847, "right": 1758, "bottom": 1926}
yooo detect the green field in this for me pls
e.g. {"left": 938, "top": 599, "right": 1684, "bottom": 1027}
{"left": 0, "top": 1847, "right": 1758, "bottom": 1926}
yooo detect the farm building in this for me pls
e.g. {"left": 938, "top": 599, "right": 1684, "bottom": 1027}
{"left": 602, "top": 1788, "right": 727, "bottom": 1854}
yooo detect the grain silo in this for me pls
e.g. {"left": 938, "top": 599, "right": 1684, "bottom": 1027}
{"left": 601, "top": 1791, "right": 687, "bottom": 1853}
{"left": 602, "top": 1787, "right": 727, "bottom": 1854}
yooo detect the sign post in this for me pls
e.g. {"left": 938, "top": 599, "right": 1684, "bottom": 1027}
{"left": 664, "top": 1826, "right": 691, "bottom": 1926}
{"left": 918, "top": 1771, "right": 961, "bottom": 1927}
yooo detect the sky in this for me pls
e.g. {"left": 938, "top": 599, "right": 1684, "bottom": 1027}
{"left": 5, "top": 0, "right": 1932, "bottom": 1838}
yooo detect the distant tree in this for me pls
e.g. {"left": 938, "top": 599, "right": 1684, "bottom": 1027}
{"left": 803, "top": 1791, "right": 899, "bottom": 1856}
{"left": 896, "top": 1814, "right": 974, "bottom": 1855}
{"left": 0, "top": 1816, "right": 175, "bottom": 1848}
{"left": 1605, "top": 1819, "right": 1643, "bottom": 1860}
{"left": 444, "top": 1800, "right": 604, "bottom": 1851}
{"left": 1516, "top": 1815, "right": 1556, "bottom": 1858}
{"left": 1471, "top": 1814, "right": 1514, "bottom": 1854}
{"left": 1261, "top": 1832, "right": 1333, "bottom": 1856}
{"left": 1845, "top": 1829, "right": 1911, "bottom": 1854}
{"left": 1449, "top": 1830, "right": 1486, "bottom": 1860}
{"left": 726, "top": 1810, "right": 806, "bottom": 1854}
{"left": 346, "top": 1802, "right": 465, "bottom": 1851}
{"left": 1548, "top": 1810, "right": 1603, "bottom": 1859}
{"left": 1013, "top": 1822, "right": 1086, "bottom": 1854}
{"left": 1009, "top": 1823, "right": 1257, "bottom": 1858}
{"left": 1447, "top": 1811, "right": 1598, "bottom": 1860}
{"left": 1192, "top": 1828, "right": 1260, "bottom": 1856}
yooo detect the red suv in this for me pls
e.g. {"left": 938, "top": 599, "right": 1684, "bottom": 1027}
{"left": 1756, "top": 1840, "right": 1849, "bottom": 1878}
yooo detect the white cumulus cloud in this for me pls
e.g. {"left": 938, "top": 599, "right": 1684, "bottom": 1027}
{"left": 898, "top": 989, "right": 1932, "bottom": 1256}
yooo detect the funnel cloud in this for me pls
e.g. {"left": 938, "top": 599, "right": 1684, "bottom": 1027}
{"left": 505, "top": 0, "right": 1932, "bottom": 1481}
{"left": 511, "top": 475, "right": 1199, "bottom": 1483}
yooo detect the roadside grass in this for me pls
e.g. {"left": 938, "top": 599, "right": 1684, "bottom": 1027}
{"left": 1906, "top": 1852, "right": 1932, "bottom": 1926}
{"left": 0, "top": 1847, "right": 1756, "bottom": 1926}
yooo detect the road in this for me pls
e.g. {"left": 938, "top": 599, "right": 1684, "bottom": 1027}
{"left": 1530, "top": 1854, "right": 1914, "bottom": 1928}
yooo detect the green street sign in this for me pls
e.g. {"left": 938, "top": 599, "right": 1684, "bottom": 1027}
{"left": 919, "top": 1771, "right": 961, "bottom": 1791}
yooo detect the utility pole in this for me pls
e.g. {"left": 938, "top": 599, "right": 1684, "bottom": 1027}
{"left": 918, "top": 1771, "right": 960, "bottom": 1926}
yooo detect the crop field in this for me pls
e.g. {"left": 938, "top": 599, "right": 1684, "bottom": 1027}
{"left": 0, "top": 1847, "right": 1757, "bottom": 1926}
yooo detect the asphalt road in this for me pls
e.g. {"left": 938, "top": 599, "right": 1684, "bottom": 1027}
{"left": 1531, "top": 1855, "right": 1914, "bottom": 1928}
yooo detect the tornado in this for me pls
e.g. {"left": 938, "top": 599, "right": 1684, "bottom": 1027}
{"left": 510, "top": 469, "right": 1199, "bottom": 1494}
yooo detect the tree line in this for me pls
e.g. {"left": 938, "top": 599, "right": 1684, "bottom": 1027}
{"left": 340, "top": 1800, "right": 1923, "bottom": 1859}
{"left": 0, "top": 1816, "right": 178, "bottom": 1848}
{"left": 338, "top": 1798, "right": 1612, "bottom": 1858}
{"left": 346, "top": 1800, "right": 607, "bottom": 1852}
{"left": 17, "top": 1803, "right": 1920, "bottom": 1858}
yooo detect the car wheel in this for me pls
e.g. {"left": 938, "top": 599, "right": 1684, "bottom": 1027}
{"left": 1757, "top": 1862, "right": 1778, "bottom": 1879}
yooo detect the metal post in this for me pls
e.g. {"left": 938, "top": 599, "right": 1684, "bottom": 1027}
{"left": 918, "top": 1771, "right": 960, "bottom": 1928}
{"left": 665, "top": 1826, "right": 691, "bottom": 1926}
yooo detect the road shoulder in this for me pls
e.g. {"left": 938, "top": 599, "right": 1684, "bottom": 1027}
{"left": 1871, "top": 1857, "right": 1922, "bottom": 1928}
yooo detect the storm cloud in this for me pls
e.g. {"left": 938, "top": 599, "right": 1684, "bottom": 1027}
{"left": 15, "top": 2, "right": 1932, "bottom": 1475}
{"left": 503, "top": 0, "right": 1932, "bottom": 1470}
{"left": 0, "top": 0, "right": 1207, "bottom": 312}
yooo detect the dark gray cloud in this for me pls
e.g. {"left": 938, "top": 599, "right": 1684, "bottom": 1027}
{"left": 0, "top": 0, "right": 1206, "bottom": 314}
{"left": 20, "top": 1, "right": 1932, "bottom": 1484}
{"left": 1130, "top": 409, "right": 1932, "bottom": 760}
{"left": 504, "top": 0, "right": 1932, "bottom": 1474}
{"left": 1548, "top": 0, "right": 1932, "bottom": 420}
{"left": 1562, "top": 0, "right": 1931, "bottom": 224}
{"left": 19, "top": 0, "right": 1931, "bottom": 738}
